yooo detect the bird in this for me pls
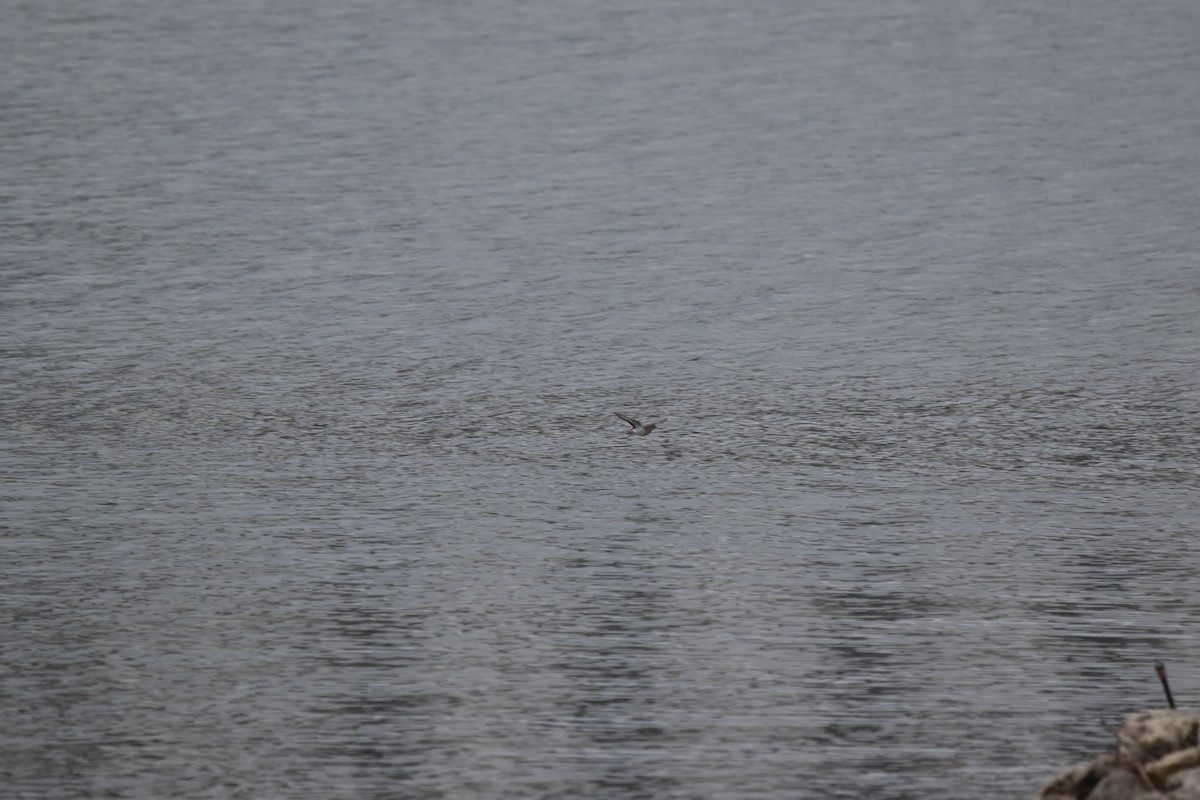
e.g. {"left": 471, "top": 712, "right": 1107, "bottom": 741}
{"left": 613, "top": 412, "right": 660, "bottom": 436}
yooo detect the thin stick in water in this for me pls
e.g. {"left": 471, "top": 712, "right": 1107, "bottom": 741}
{"left": 1155, "top": 662, "right": 1176, "bottom": 710}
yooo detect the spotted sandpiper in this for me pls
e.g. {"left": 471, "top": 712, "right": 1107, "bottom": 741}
{"left": 613, "top": 412, "right": 660, "bottom": 436}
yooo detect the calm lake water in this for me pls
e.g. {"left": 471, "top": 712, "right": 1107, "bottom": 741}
{"left": 3, "top": 1, "right": 1199, "bottom": 798}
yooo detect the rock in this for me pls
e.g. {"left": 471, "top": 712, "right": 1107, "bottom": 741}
{"left": 1148, "top": 746, "right": 1200, "bottom": 788}
{"left": 1037, "top": 710, "right": 1200, "bottom": 800}
{"left": 1088, "top": 768, "right": 1159, "bottom": 800}
{"left": 1117, "top": 710, "right": 1200, "bottom": 765}
{"left": 1165, "top": 766, "right": 1200, "bottom": 799}
{"left": 1034, "top": 755, "right": 1115, "bottom": 800}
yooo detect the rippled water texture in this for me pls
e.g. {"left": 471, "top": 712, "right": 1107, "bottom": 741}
{"left": 3, "top": 1, "right": 1200, "bottom": 798}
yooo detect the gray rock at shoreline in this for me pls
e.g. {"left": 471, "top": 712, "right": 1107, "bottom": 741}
{"left": 1035, "top": 709, "right": 1200, "bottom": 800}
{"left": 1119, "top": 711, "right": 1200, "bottom": 765}
{"left": 1087, "top": 769, "right": 1160, "bottom": 800}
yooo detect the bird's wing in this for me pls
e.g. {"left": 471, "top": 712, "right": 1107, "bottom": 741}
{"left": 613, "top": 412, "right": 640, "bottom": 428}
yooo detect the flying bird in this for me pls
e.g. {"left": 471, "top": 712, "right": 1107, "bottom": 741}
{"left": 613, "top": 412, "right": 660, "bottom": 436}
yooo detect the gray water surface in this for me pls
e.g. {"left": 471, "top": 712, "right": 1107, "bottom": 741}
{"left": 4, "top": 1, "right": 1200, "bottom": 798}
